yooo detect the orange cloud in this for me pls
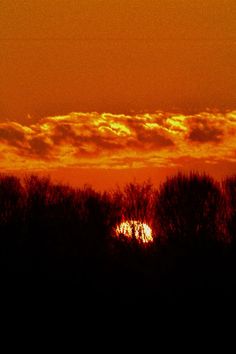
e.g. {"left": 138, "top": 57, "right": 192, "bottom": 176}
{"left": 0, "top": 111, "right": 236, "bottom": 171}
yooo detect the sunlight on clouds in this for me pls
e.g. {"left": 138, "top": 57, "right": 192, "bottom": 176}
{"left": 0, "top": 111, "right": 235, "bottom": 171}
{"left": 166, "top": 115, "right": 188, "bottom": 132}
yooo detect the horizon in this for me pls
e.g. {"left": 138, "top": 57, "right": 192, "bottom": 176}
{"left": 1, "top": 110, "right": 236, "bottom": 189}
{"left": 1, "top": 0, "right": 236, "bottom": 188}
{"left": 1, "top": 168, "right": 236, "bottom": 193}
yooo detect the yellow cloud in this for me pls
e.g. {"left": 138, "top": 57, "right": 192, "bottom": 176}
{"left": 0, "top": 111, "right": 235, "bottom": 170}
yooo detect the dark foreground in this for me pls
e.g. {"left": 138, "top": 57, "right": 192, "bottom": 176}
{"left": 1, "top": 173, "right": 236, "bottom": 307}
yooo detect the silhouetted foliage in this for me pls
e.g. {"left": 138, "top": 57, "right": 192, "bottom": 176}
{"left": 155, "top": 173, "right": 225, "bottom": 245}
{"left": 0, "top": 172, "right": 235, "bottom": 304}
{"left": 0, "top": 175, "right": 24, "bottom": 226}
{"left": 222, "top": 176, "right": 236, "bottom": 243}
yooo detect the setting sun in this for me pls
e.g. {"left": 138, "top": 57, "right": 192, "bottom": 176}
{"left": 0, "top": 0, "right": 235, "bottom": 305}
{"left": 116, "top": 220, "right": 153, "bottom": 244}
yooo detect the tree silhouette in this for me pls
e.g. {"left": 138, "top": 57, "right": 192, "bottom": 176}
{"left": 0, "top": 174, "right": 24, "bottom": 226}
{"left": 222, "top": 175, "right": 236, "bottom": 244}
{"left": 155, "top": 172, "right": 225, "bottom": 245}
{"left": 0, "top": 172, "right": 234, "bottom": 302}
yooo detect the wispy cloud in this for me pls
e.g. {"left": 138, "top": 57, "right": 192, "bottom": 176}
{"left": 0, "top": 111, "right": 236, "bottom": 170}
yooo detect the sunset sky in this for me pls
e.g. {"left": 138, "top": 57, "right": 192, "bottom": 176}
{"left": 0, "top": 0, "right": 236, "bottom": 189}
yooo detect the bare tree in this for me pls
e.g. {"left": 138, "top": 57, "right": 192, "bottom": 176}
{"left": 155, "top": 172, "right": 224, "bottom": 245}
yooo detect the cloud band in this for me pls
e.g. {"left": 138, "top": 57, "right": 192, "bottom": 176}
{"left": 0, "top": 111, "right": 236, "bottom": 170}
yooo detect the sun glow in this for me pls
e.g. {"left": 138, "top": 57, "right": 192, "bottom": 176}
{"left": 116, "top": 220, "right": 153, "bottom": 244}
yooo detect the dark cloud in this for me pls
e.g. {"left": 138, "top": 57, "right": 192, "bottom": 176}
{"left": 136, "top": 129, "right": 174, "bottom": 149}
{"left": 90, "top": 135, "right": 124, "bottom": 151}
{"left": 125, "top": 121, "right": 174, "bottom": 149}
{"left": 51, "top": 124, "right": 77, "bottom": 145}
{"left": 188, "top": 126, "right": 223, "bottom": 143}
{"left": 28, "top": 137, "right": 52, "bottom": 158}
{"left": 0, "top": 125, "right": 26, "bottom": 147}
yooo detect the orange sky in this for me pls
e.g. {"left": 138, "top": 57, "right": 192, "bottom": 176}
{"left": 0, "top": 1, "right": 236, "bottom": 189}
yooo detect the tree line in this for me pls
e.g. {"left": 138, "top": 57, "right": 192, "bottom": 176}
{"left": 0, "top": 172, "right": 236, "bottom": 302}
